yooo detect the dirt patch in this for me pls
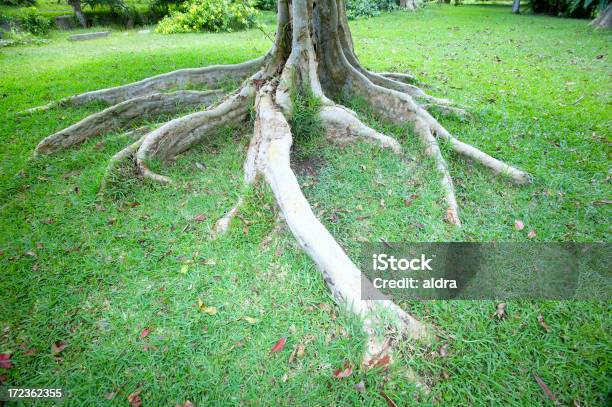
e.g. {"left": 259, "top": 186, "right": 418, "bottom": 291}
{"left": 291, "top": 151, "right": 325, "bottom": 178}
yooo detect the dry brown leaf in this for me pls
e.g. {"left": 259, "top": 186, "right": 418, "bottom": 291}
{"left": 533, "top": 373, "right": 559, "bottom": 404}
{"left": 51, "top": 341, "right": 66, "bottom": 355}
{"left": 127, "top": 389, "right": 142, "bottom": 407}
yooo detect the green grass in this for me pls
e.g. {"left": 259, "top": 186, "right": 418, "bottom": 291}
{"left": 1, "top": 5, "right": 611, "bottom": 406}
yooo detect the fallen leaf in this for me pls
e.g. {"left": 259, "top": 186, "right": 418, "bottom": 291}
{"left": 140, "top": 328, "right": 152, "bottom": 339}
{"left": 107, "top": 217, "right": 117, "bottom": 225}
{"left": 197, "top": 298, "right": 218, "bottom": 315}
{"left": 0, "top": 353, "right": 12, "bottom": 369}
{"left": 51, "top": 341, "right": 66, "bottom": 355}
{"left": 128, "top": 202, "right": 141, "bottom": 208}
{"left": 494, "top": 303, "right": 507, "bottom": 319}
{"left": 356, "top": 204, "right": 364, "bottom": 211}
{"left": 241, "top": 316, "right": 258, "bottom": 324}
{"left": 379, "top": 199, "right": 386, "bottom": 209}
{"left": 105, "top": 391, "right": 117, "bottom": 400}
{"left": 41, "top": 218, "right": 54, "bottom": 225}
{"left": 369, "top": 354, "right": 391, "bottom": 369}
{"left": 127, "top": 389, "right": 142, "bottom": 407}
{"left": 179, "top": 265, "right": 189, "bottom": 274}
{"left": 527, "top": 230, "right": 537, "bottom": 239}
{"left": 193, "top": 214, "right": 207, "bottom": 222}
{"left": 333, "top": 361, "right": 353, "bottom": 378}
{"left": 380, "top": 390, "right": 398, "bottom": 407}
{"left": 354, "top": 381, "right": 366, "bottom": 393}
{"left": 533, "top": 373, "right": 558, "bottom": 404}
{"left": 24, "top": 348, "right": 36, "bottom": 356}
{"left": 514, "top": 219, "right": 525, "bottom": 231}
{"left": 24, "top": 251, "right": 36, "bottom": 258}
{"left": 403, "top": 194, "right": 419, "bottom": 206}
{"left": 195, "top": 162, "right": 207, "bottom": 171}
{"left": 537, "top": 314, "right": 551, "bottom": 333}
{"left": 439, "top": 343, "right": 450, "bottom": 358}
{"left": 270, "top": 337, "right": 287, "bottom": 353}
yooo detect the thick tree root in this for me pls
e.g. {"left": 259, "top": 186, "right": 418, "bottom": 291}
{"left": 319, "top": 105, "right": 402, "bottom": 153}
{"left": 34, "top": 90, "right": 223, "bottom": 156}
{"left": 135, "top": 83, "right": 256, "bottom": 183}
{"left": 253, "top": 84, "right": 430, "bottom": 366}
{"left": 377, "top": 71, "right": 427, "bottom": 88}
{"left": 99, "top": 135, "right": 146, "bottom": 193}
{"left": 20, "top": 57, "right": 264, "bottom": 115}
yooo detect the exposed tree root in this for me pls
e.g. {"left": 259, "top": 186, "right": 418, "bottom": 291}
{"left": 28, "top": 0, "right": 533, "bottom": 375}
{"left": 377, "top": 71, "right": 427, "bottom": 87}
{"left": 20, "top": 57, "right": 264, "bottom": 115}
{"left": 415, "top": 119, "right": 461, "bottom": 226}
{"left": 99, "top": 135, "right": 146, "bottom": 193}
{"left": 135, "top": 82, "right": 256, "bottom": 183}
{"left": 34, "top": 90, "right": 223, "bottom": 156}
{"left": 319, "top": 105, "right": 402, "bottom": 153}
{"left": 211, "top": 132, "right": 259, "bottom": 238}
{"left": 252, "top": 84, "right": 430, "bottom": 367}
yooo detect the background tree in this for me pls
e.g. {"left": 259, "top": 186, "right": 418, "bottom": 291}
{"left": 590, "top": 2, "right": 611, "bottom": 27}
{"left": 22, "top": 0, "right": 530, "bottom": 367}
{"left": 512, "top": 0, "right": 520, "bottom": 13}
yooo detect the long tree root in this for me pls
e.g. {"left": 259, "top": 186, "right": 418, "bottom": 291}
{"left": 252, "top": 85, "right": 430, "bottom": 366}
{"left": 34, "top": 90, "right": 223, "bottom": 156}
{"left": 135, "top": 82, "right": 256, "bottom": 184}
{"left": 20, "top": 56, "right": 264, "bottom": 115}
{"left": 211, "top": 132, "right": 260, "bottom": 238}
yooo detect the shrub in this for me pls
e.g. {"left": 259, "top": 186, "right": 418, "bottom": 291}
{"left": 20, "top": 7, "right": 52, "bottom": 35}
{"left": 0, "top": 0, "right": 37, "bottom": 6}
{"left": 0, "top": 29, "right": 48, "bottom": 47}
{"left": 528, "top": 0, "right": 608, "bottom": 18}
{"left": 156, "top": 0, "right": 258, "bottom": 33}
{"left": 252, "top": 0, "right": 275, "bottom": 10}
{"left": 345, "top": 0, "right": 398, "bottom": 20}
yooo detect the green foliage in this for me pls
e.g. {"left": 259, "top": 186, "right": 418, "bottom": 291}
{"left": 528, "top": 0, "right": 608, "bottom": 18}
{"left": 252, "top": 0, "right": 275, "bottom": 10}
{"left": 288, "top": 86, "right": 324, "bottom": 144}
{"left": 19, "top": 7, "right": 52, "bottom": 35}
{"left": 0, "top": 0, "right": 36, "bottom": 6}
{"left": 345, "top": 0, "right": 397, "bottom": 20}
{"left": 0, "top": 28, "right": 48, "bottom": 46}
{"left": 155, "top": 0, "right": 258, "bottom": 33}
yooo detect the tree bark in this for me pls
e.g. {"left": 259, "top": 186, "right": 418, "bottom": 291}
{"left": 512, "top": 0, "right": 520, "bottom": 14}
{"left": 68, "top": 0, "right": 87, "bottom": 28}
{"left": 591, "top": 4, "right": 612, "bottom": 28}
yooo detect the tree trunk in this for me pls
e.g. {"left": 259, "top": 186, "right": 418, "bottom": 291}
{"left": 399, "top": 0, "right": 418, "bottom": 10}
{"left": 591, "top": 4, "right": 612, "bottom": 28}
{"left": 29, "top": 0, "right": 531, "bottom": 370}
{"left": 512, "top": 0, "right": 520, "bottom": 14}
{"left": 68, "top": 0, "right": 87, "bottom": 28}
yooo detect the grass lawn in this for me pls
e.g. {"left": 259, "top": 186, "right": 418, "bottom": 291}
{"left": 1, "top": 4, "right": 610, "bottom": 406}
